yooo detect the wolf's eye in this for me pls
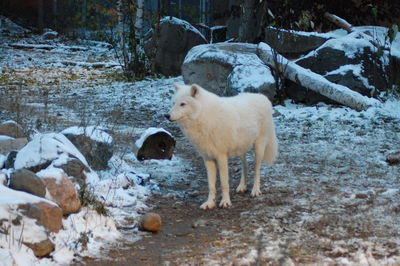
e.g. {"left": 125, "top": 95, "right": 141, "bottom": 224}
{"left": 180, "top": 102, "right": 186, "bottom": 107}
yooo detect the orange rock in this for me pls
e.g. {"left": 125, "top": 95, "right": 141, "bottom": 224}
{"left": 141, "top": 212, "right": 162, "bottom": 232}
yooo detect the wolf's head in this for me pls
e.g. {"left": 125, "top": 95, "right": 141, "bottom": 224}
{"left": 165, "top": 83, "right": 202, "bottom": 123}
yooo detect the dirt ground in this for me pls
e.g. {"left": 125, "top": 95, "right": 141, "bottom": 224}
{"left": 1, "top": 32, "right": 400, "bottom": 265}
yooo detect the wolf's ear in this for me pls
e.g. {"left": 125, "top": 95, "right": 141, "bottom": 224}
{"left": 190, "top": 84, "right": 200, "bottom": 97}
{"left": 174, "top": 82, "right": 183, "bottom": 91}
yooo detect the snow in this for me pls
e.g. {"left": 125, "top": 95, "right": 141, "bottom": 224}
{"left": 61, "top": 126, "right": 113, "bottom": 144}
{"left": 1, "top": 18, "right": 400, "bottom": 265}
{"left": 135, "top": 127, "right": 172, "bottom": 149}
{"left": 0, "top": 135, "right": 14, "bottom": 140}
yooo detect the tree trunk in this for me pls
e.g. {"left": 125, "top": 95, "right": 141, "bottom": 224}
{"left": 135, "top": 0, "right": 144, "bottom": 42}
{"left": 237, "top": 0, "right": 256, "bottom": 42}
{"left": 38, "top": 0, "right": 44, "bottom": 31}
{"left": 257, "top": 42, "right": 381, "bottom": 110}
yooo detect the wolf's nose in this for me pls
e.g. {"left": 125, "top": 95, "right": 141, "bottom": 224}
{"left": 164, "top": 114, "right": 171, "bottom": 120}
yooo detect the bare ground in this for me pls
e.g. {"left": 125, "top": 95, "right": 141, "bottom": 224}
{"left": 1, "top": 35, "right": 400, "bottom": 265}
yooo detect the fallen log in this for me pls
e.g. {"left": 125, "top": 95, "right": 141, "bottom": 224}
{"left": 256, "top": 42, "right": 381, "bottom": 110}
{"left": 324, "top": 12, "right": 353, "bottom": 33}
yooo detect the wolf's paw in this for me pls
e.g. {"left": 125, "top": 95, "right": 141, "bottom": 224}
{"left": 251, "top": 188, "right": 262, "bottom": 197}
{"left": 219, "top": 198, "right": 232, "bottom": 208}
{"left": 236, "top": 184, "right": 247, "bottom": 194}
{"left": 200, "top": 200, "right": 216, "bottom": 210}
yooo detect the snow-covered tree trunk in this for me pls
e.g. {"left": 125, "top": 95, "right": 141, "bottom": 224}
{"left": 257, "top": 42, "right": 381, "bottom": 110}
{"left": 135, "top": 0, "right": 144, "bottom": 43}
{"left": 117, "top": 0, "right": 129, "bottom": 67}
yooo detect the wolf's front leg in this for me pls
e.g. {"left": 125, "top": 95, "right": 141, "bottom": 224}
{"left": 217, "top": 155, "right": 232, "bottom": 208}
{"left": 200, "top": 159, "right": 217, "bottom": 210}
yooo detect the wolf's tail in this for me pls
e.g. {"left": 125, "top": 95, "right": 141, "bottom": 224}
{"left": 263, "top": 122, "right": 278, "bottom": 165}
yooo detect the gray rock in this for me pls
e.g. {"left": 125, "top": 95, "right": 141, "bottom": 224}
{"left": 287, "top": 30, "right": 389, "bottom": 104}
{"left": 264, "top": 27, "right": 330, "bottom": 57}
{"left": 63, "top": 134, "right": 112, "bottom": 171}
{"left": 42, "top": 29, "right": 58, "bottom": 40}
{"left": 182, "top": 43, "right": 276, "bottom": 101}
{"left": 143, "top": 16, "right": 207, "bottom": 76}
{"left": 0, "top": 137, "right": 28, "bottom": 157}
{"left": 9, "top": 169, "right": 46, "bottom": 198}
{"left": 0, "top": 121, "right": 26, "bottom": 138}
{"left": 58, "top": 158, "right": 89, "bottom": 186}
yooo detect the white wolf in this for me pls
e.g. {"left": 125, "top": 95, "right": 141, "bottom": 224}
{"left": 166, "top": 83, "right": 278, "bottom": 209}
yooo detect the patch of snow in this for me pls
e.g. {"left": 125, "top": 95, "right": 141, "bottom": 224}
{"left": 135, "top": 127, "right": 172, "bottom": 149}
{"left": 61, "top": 126, "right": 113, "bottom": 144}
{"left": 36, "top": 167, "right": 66, "bottom": 184}
{"left": 0, "top": 135, "right": 14, "bottom": 141}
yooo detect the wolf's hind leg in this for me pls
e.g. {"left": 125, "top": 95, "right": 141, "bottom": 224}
{"left": 251, "top": 139, "right": 266, "bottom": 197}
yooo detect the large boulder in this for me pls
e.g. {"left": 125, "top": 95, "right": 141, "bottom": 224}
{"left": 62, "top": 126, "right": 113, "bottom": 170}
{"left": 287, "top": 27, "right": 397, "bottom": 104}
{"left": 143, "top": 16, "right": 207, "bottom": 76}
{"left": 14, "top": 132, "right": 89, "bottom": 172}
{"left": 264, "top": 27, "right": 331, "bottom": 57}
{"left": 37, "top": 168, "right": 81, "bottom": 215}
{"left": 9, "top": 169, "right": 46, "bottom": 198}
{"left": 182, "top": 43, "right": 276, "bottom": 101}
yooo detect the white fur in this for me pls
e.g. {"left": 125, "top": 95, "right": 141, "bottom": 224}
{"left": 168, "top": 83, "right": 278, "bottom": 209}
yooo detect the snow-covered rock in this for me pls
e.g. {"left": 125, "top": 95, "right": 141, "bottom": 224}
{"left": 143, "top": 16, "right": 207, "bottom": 76}
{"left": 62, "top": 126, "right": 113, "bottom": 170}
{"left": 288, "top": 26, "right": 397, "bottom": 104}
{"left": 135, "top": 127, "right": 175, "bottom": 161}
{"left": 0, "top": 185, "right": 63, "bottom": 257}
{"left": 264, "top": 26, "right": 331, "bottom": 56}
{"left": 14, "top": 132, "right": 89, "bottom": 170}
{"left": 182, "top": 43, "right": 276, "bottom": 100}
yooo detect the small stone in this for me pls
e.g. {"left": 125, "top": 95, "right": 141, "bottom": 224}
{"left": 386, "top": 151, "right": 400, "bottom": 165}
{"left": 140, "top": 212, "right": 162, "bottom": 232}
{"left": 23, "top": 239, "right": 55, "bottom": 257}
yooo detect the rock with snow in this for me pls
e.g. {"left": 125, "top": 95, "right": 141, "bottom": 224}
{"left": 135, "top": 128, "right": 175, "bottom": 161}
{"left": 143, "top": 16, "right": 207, "bottom": 76}
{"left": 62, "top": 126, "right": 113, "bottom": 170}
{"left": 182, "top": 43, "right": 276, "bottom": 100}
{"left": 0, "top": 185, "right": 62, "bottom": 257}
{"left": 58, "top": 158, "right": 89, "bottom": 186}
{"left": 140, "top": 212, "right": 162, "bottom": 232}
{"left": 9, "top": 169, "right": 46, "bottom": 198}
{"left": 0, "top": 136, "right": 28, "bottom": 155}
{"left": 37, "top": 168, "right": 81, "bottom": 215}
{"left": 0, "top": 120, "right": 26, "bottom": 138}
{"left": 288, "top": 27, "right": 394, "bottom": 104}
{"left": 42, "top": 29, "right": 58, "bottom": 40}
{"left": 14, "top": 132, "right": 89, "bottom": 171}
{"left": 264, "top": 27, "right": 331, "bottom": 57}
{"left": 0, "top": 15, "right": 30, "bottom": 36}
{"left": 19, "top": 200, "right": 63, "bottom": 233}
